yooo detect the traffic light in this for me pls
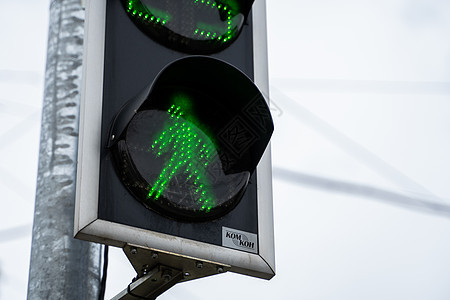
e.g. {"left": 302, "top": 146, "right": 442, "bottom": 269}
{"left": 121, "top": 0, "right": 254, "bottom": 54}
{"left": 108, "top": 55, "right": 273, "bottom": 222}
{"left": 75, "top": 0, "right": 275, "bottom": 285}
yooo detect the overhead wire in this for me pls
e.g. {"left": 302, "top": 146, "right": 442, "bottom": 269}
{"left": 0, "top": 223, "right": 32, "bottom": 243}
{"left": 270, "top": 85, "right": 446, "bottom": 204}
{"left": 273, "top": 166, "right": 450, "bottom": 218}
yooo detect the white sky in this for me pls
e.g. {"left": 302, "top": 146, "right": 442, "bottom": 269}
{"left": 1, "top": 0, "right": 450, "bottom": 299}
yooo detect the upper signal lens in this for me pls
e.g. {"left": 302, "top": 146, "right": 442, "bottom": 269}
{"left": 122, "top": 0, "right": 253, "bottom": 54}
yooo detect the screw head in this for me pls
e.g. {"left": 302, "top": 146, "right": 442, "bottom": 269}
{"left": 141, "top": 264, "right": 150, "bottom": 275}
{"left": 162, "top": 269, "right": 172, "bottom": 283}
{"left": 196, "top": 262, "right": 203, "bottom": 269}
{"left": 130, "top": 247, "right": 138, "bottom": 255}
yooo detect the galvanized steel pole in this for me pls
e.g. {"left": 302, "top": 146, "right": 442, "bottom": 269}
{"left": 27, "top": 0, "right": 102, "bottom": 299}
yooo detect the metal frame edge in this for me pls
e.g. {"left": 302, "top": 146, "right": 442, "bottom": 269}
{"left": 252, "top": 0, "right": 276, "bottom": 276}
{"left": 74, "top": 0, "right": 106, "bottom": 235}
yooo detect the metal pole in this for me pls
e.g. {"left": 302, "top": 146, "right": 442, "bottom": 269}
{"left": 27, "top": 0, "right": 102, "bottom": 299}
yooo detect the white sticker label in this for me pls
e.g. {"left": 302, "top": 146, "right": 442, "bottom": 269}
{"left": 222, "top": 227, "right": 258, "bottom": 254}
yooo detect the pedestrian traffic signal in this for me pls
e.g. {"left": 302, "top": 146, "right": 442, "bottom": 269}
{"left": 75, "top": 0, "right": 275, "bottom": 285}
{"left": 107, "top": 56, "right": 273, "bottom": 221}
{"left": 121, "top": 0, "right": 254, "bottom": 54}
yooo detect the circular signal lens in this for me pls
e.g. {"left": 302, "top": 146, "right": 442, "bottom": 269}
{"left": 114, "top": 91, "right": 250, "bottom": 221}
{"left": 121, "top": 0, "right": 246, "bottom": 54}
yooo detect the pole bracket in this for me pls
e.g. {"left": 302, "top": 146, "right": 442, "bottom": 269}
{"left": 111, "top": 264, "right": 183, "bottom": 300}
{"left": 111, "top": 244, "right": 230, "bottom": 299}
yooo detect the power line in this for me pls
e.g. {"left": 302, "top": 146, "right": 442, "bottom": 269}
{"left": 0, "top": 69, "right": 43, "bottom": 85}
{"left": 271, "top": 78, "right": 450, "bottom": 95}
{"left": 0, "top": 165, "right": 35, "bottom": 203}
{"left": 0, "top": 111, "right": 40, "bottom": 152}
{"left": 273, "top": 166, "right": 450, "bottom": 218}
{"left": 270, "top": 86, "right": 442, "bottom": 202}
{"left": 0, "top": 98, "right": 41, "bottom": 117}
{"left": 0, "top": 223, "right": 32, "bottom": 243}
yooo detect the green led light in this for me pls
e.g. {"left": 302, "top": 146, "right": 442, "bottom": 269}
{"left": 126, "top": 0, "right": 238, "bottom": 46}
{"left": 148, "top": 104, "right": 215, "bottom": 212}
{"left": 126, "top": 0, "right": 171, "bottom": 27}
{"left": 192, "top": 0, "right": 236, "bottom": 42}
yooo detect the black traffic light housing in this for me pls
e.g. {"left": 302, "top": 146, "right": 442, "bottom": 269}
{"left": 75, "top": 0, "right": 275, "bottom": 283}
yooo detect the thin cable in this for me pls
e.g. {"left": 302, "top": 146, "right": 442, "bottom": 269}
{"left": 0, "top": 69, "right": 43, "bottom": 84}
{"left": 270, "top": 86, "right": 442, "bottom": 202}
{"left": 98, "top": 245, "right": 109, "bottom": 300}
{"left": 271, "top": 78, "right": 450, "bottom": 95}
{"left": 0, "top": 165, "right": 35, "bottom": 203}
{"left": 0, "top": 111, "right": 41, "bottom": 151}
{"left": 0, "top": 223, "right": 32, "bottom": 243}
{"left": 273, "top": 166, "right": 450, "bottom": 218}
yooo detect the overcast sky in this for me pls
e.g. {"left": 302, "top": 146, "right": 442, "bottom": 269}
{"left": 1, "top": 0, "right": 450, "bottom": 299}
